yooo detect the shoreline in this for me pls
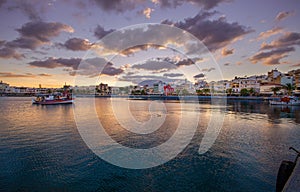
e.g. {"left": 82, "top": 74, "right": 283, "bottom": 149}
{"left": 1, "top": 94, "right": 296, "bottom": 101}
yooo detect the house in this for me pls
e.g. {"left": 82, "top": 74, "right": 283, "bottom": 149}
{"left": 259, "top": 83, "right": 282, "bottom": 95}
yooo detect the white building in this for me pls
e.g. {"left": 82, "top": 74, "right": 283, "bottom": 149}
{"left": 0, "top": 81, "right": 9, "bottom": 93}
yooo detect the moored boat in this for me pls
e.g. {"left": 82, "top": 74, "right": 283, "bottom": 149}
{"left": 32, "top": 93, "right": 74, "bottom": 105}
{"left": 269, "top": 96, "right": 300, "bottom": 106}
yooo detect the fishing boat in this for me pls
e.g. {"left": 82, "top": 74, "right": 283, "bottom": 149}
{"left": 32, "top": 94, "right": 74, "bottom": 105}
{"left": 269, "top": 96, "right": 300, "bottom": 106}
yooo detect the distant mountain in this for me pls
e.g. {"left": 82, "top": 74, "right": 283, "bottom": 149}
{"left": 138, "top": 80, "right": 163, "bottom": 87}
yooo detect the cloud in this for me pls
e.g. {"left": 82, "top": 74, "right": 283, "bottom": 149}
{"left": 0, "top": 72, "right": 51, "bottom": 78}
{"left": 62, "top": 38, "right": 92, "bottom": 51}
{"left": 94, "top": 25, "right": 115, "bottom": 39}
{"left": 202, "top": 67, "right": 216, "bottom": 72}
{"left": 131, "top": 57, "right": 198, "bottom": 72}
{"left": 142, "top": 7, "right": 154, "bottom": 19}
{"left": 28, "top": 57, "right": 81, "bottom": 69}
{"left": 152, "top": 0, "right": 230, "bottom": 10}
{"left": 176, "top": 58, "right": 195, "bottom": 67}
{"left": 0, "top": 47, "right": 24, "bottom": 59}
{"left": 17, "top": 21, "right": 74, "bottom": 42}
{"left": 75, "top": 57, "right": 124, "bottom": 77}
{"left": 132, "top": 58, "right": 177, "bottom": 71}
{"left": 92, "top": 0, "right": 228, "bottom": 13}
{"left": 260, "top": 32, "right": 300, "bottom": 50}
{"left": 163, "top": 11, "right": 253, "bottom": 51}
{"left": 193, "top": 73, "right": 205, "bottom": 78}
{"left": 275, "top": 11, "right": 294, "bottom": 21}
{"left": 291, "top": 63, "right": 300, "bottom": 67}
{"left": 163, "top": 73, "right": 184, "bottom": 77}
{"left": 28, "top": 57, "right": 123, "bottom": 77}
{"left": 6, "top": 37, "right": 45, "bottom": 50}
{"left": 249, "top": 47, "right": 295, "bottom": 65}
{"left": 221, "top": 47, "right": 234, "bottom": 56}
{"left": 0, "top": 40, "right": 5, "bottom": 46}
{"left": 256, "top": 27, "right": 283, "bottom": 41}
{"left": 0, "top": 0, "right": 6, "bottom": 8}
{"left": 93, "top": 0, "right": 144, "bottom": 12}
{"left": 120, "top": 44, "right": 165, "bottom": 56}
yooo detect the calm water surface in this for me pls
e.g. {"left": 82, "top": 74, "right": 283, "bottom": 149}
{"left": 0, "top": 97, "right": 300, "bottom": 191}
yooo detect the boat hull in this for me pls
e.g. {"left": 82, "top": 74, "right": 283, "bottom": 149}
{"left": 32, "top": 99, "right": 74, "bottom": 105}
{"left": 269, "top": 100, "right": 300, "bottom": 106}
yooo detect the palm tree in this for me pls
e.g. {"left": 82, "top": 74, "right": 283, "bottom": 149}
{"left": 283, "top": 83, "right": 295, "bottom": 96}
{"left": 271, "top": 87, "right": 281, "bottom": 96}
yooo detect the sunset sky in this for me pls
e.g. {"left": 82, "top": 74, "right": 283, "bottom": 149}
{"left": 0, "top": 0, "right": 299, "bottom": 88}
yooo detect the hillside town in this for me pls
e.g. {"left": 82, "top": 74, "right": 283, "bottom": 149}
{"left": 1, "top": 68, "right": 300, "bottom": 97}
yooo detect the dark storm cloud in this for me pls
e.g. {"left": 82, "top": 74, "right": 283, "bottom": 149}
{"left": 260, "top": 32, "right": 300, "bottom": 50}
{"left": 249, "top": 47, "right": 295, "bottom": 65}
{"left": 94, "top": 25, "right": 115, "bottom": 39}
{"left": 0, "top": 47, "right": 24, "bottom": 59}
{"left": 193, "top": 73, "right": 205, "bottom": 78}
{"left": 162, "top": 11, "right": 253, "bottom": 51}
{"left": 62, "top": 38, "right": 92, "bottom": 51}
{"left": 28, "top": 57, "right": 81, "bottom": 69}
{"left": 17, "top": 21, "right": 74, "bottom": 42}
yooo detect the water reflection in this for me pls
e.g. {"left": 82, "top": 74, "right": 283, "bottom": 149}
{"left": 226, "top": 100, "right": 300, "bottom": 124}
{"left": 0, "top": 97, "right": 299, "bottom": 191}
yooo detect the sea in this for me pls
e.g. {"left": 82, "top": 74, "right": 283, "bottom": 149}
{"left": 0, "top": 97, "right": 300, "bottom": 192}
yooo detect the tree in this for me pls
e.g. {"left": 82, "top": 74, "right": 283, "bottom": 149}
{"left": 203, "top": 88, "right": 210, "bottom": 96}
{"left": 240, "top": 88, "right": 249, "bottom": 96}
{"left": 283, "top": 83, "right": 295, "bottom": 96}
{"left": 271, "top": 87, "right": 281, "bottom": 96}
{"left": 141, "top": 89, "right": 146, "bottom": 95}
{"left": 196, "top": 89, "right": 203, "bottom": 95}
{"left": 249, "top": 88, "right": 255, "bottom": 96}
{"left": 226, "top": 88, "right": 232, "bottom": 96}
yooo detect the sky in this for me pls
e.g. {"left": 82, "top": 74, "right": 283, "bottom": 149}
{"left": 0, "top": 0, "right": 299, "bottom": 88}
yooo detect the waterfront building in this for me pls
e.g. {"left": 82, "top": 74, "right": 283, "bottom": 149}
{"left": 267, "top": 68, "right": 281, "bottom": 82}
{"left": 96, "top": 83, "right": 111, "bottom": 95}
{"left": 259, "top": 83, "right": 282, "bottom": 95}
{"left": 293, "top": 69, "right": 300, "bottom": 95}
{"left": 163, "top": 84, "right": 174, "bottom": 96}
{"left": 0, "top": 80, "right": 9, "bottom": 93}
{"left": 231, "top": 76, "right": 260, "bottom": 93}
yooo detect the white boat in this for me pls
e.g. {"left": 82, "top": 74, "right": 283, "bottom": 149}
{"left": 269, "top": 96, "right": 300, "bottom": 106}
